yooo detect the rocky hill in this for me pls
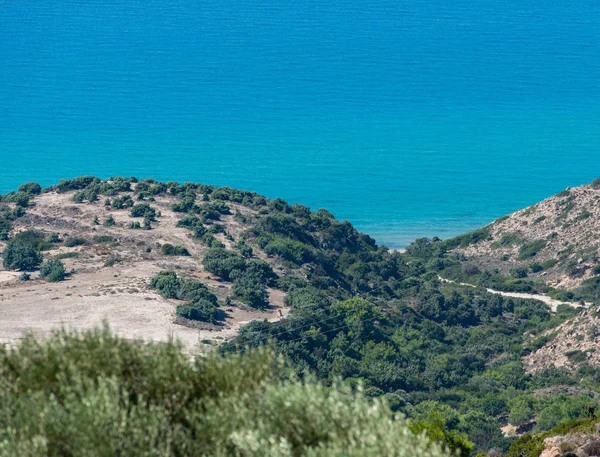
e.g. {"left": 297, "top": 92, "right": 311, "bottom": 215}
{"left": 454, "top": 180, "right": 600, "bottom": 292}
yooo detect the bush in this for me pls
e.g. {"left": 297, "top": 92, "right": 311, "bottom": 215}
{"left": 93, "top": 235, "right": 114, "bottom": 243}
{"left": 261, "top": 236, "right": 312, "bottom": 265}
{"left": 151, "top": 271, "right": 218, "bottom": 303}
{"left": 64, "top": 237, "right": 88, "bottom": 248}
{"left": 2, "top": 238, "right": 43, "bottom": 271}
{"left": 39, "top": 259, "right": 66, "bottom": 282}
{"left": 104, "top": 215, "right": 116, "bottom": 226}
{"left": 203, "top": 248, "right": 247, "bottom": 281}
{"left": 177, "top": 299, "right": 218, "bottom": 323}
{"left": 103, "top": 256, "right": 122, "bottom": 267}
{"left": 518, "top": 240, "right": 547, "bottom": 260}
{"left": 161, "top": 244, "right": 190, "bottom": 256}
{"left": 17, "top": 182, "right": 42, "bottom": 195}
{"left": 54, "top": 252, "right": 79, "bottom": 260}
{"left": 529, "top": 262, "right": 544, "bottom": 273}
{"left": 565, "top": 350, "right": 587, "bottom": 363}
{"left": 0, "top": 328, "right": 452, "bottom": 457}
{"left": 111, "top": 195, "right": 134, "bottom": 209}
{"left": 56, "top": 176, "right": 100, "bottom": 193}
{"left": 178, "top": 279, "right": 218, "bottom": 304}
{"left": 150, "top": 271, "right": 181, "bottom": 298}
{"left": 233, "top": 271, "right": 269, "bottom": 308}
{"left": 130, "top": 203, "right": 156, "bottom": 220}
{"left": 0, "top": 216, "right": 11, "bottom": 241}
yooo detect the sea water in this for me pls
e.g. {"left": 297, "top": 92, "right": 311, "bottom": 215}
{"left": 1, "top": 0, "right": 599, "bottom": 247}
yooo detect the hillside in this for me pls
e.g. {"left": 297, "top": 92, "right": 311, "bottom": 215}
{"left": 4, "top": 176, "right": 600, "bottom": 456}
{"left": 0, "top": 176, "right": 406, "bottom": 350}
{"left": 450, "top": 180, "right": 600, "bottom": 294}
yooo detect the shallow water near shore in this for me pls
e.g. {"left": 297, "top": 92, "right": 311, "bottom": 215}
{"left": 1, "top": 0, "right": 599, "bottom": 247}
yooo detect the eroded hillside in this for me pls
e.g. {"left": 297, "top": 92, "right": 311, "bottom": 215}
{"left": 457, "top": 180, "right": 600, "bottom": 291}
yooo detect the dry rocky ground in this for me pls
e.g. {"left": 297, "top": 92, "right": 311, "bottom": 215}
{"left": 458, "top": 182, "right": 600, "bottom": 290}
{"left": 524, "top": 307, "right": 600, "bottom": 375}
{"left": 0, "top": 189, "right": 289, "bottom": 353}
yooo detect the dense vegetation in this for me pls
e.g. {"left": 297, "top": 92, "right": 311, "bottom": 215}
{"left": 0, "top": 328, "right": 455, "bottom": 457}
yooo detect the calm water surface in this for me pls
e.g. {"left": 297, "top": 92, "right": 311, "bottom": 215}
{"left": 1, "top": 0, "right": 599, "bottom": 247}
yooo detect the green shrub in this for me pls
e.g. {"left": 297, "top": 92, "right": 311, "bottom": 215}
{"left": 151, "top": 272, "right": 220, "bottom": 323}
{"left": 233, "top": 271, "right": 269, "bottom": 308}
{"left": 2, "top": 238, "right": 43, "bottom": 271}
{"left": 518, "top": 240, "right": 547, "bottom": 260}
{"left": 541, "top": 258, "right": 558, "bottom": 270}
{"left": 203, "top": 248, "right": 246, "bottom": 280}
{"left": 444, "top": 227, "right": 491, "bottom": 249}
{"left": 495, "top": 232, "right": 523, "bottom": 247}
{"left": 111, "top": 195, "right": 134, "bottom": 209}
{"left": 17, "top": 182, "right": 42, "bottom": 195}
{"left": 103, "top": 256, "right": 122, "bottom": 267}
{"left": 56, "top": 176, "right": 100, "bottom": 193}
{"left": 529, "top": 262, "right": 544, "bottom": 273}
{"left": 565, "top": 350, "right": 587, "bottom": 363}
{"left": 130, "top": 203, "right": 156, "bottom": 220}
{"left": 177, "top": 214, "right": 202, "bottom": 228}
{"left": 93, "top": 235, "right": 114, "bottom": 243}
{"left": 0, "top": 216, "right": 11, "bottom": 241}
{"left": 64, "top": 237, "right": 88, "bottom": 248}
{"left": 177, "top": 299, "right": 219, "bottom": 323}
{"left": 408, "top": 415, "right": 472, "bottom": 457}
{"left": 0, "top": 328, "right": 452, "bottom": 457}
{"left": 161, "top": 244, "right": 190, "bottom": 256}
{"left": 103, "top": 215, "right": 116, "bottom": 226}
{"left": 54, "top": 252, "right": 79, "bottom": 260}
{"left": 39, "top": 259, "right": 66, "bottom": 282}
{"left": 150, "top": 271, "right": 181, "bottom": 298}
{"left": 261, "top": 236, "right": 312, "bottom": 264}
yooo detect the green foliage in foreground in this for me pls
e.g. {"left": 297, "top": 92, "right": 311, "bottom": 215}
{"left": 0, "top": 328, "right": 453, "bottom": 457}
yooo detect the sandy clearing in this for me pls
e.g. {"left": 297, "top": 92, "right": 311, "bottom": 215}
{"left": 0, "top": 189, "right": 290, "bottom": 352}
{"left": 0, "top": 271, "right": 20, "bottom": 284}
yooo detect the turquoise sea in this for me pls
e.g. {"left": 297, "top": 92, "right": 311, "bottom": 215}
{"left": 1, "top": 0, "right": 599, "bottom": 247}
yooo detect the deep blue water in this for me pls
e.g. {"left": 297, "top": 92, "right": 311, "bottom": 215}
{"left": 1, "top": 0, "right": 599, "bottom": 247}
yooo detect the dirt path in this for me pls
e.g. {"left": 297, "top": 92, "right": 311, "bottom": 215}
{"left": 438, "top": 277, "right": 590, "bottom": 312}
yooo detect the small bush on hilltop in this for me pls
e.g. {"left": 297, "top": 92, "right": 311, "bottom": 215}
{"left": 17, "top": 182, "right": 42, "bottom": 195}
